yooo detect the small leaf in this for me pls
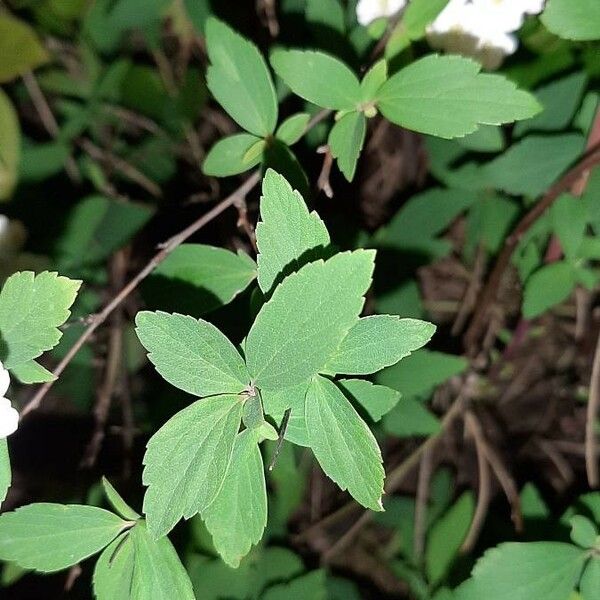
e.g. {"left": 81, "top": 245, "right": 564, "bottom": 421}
{"left": 261, "top": 383, "right": 310, "bottom": 446}
{"left": 276, "top": 113, "right": 310, "bottom": 146}
{"left": 383, "top": 397, "right": 441, "bottom": 438}
{"left": 102, "top": 477, "right": 141, "bottom": 521}
{"left": 205, "top": 18, "right": 277, "bottom": 136}
{"left": 0, "top": 439, "right": 10, "bottom": 506}
{"left": 0, "top": 503, "right": 129, "bottom": 572}
{"left": 142, "top": 394, "right": 243, "bottom": 538}
{"left": 135, "top": 311, "right": 250, "bottom": 398}
{"left": 203, "top": 430, "right": 267, "bottom": 567}
{"left": 360, "top": 60, "right": 388, "bottom": 102}
{"left": 262, "top": 570, "right": 327, "bottom": 600}
{"left": 202, "top": 133, "right": 263, "bottom": 177}
{"left": 0, "top": 271, "right": 81, "bottom": 369}
{"left": 0, "top": 14, "right": 49, "bottom": 83}
{"left": 570, "top": 515, "right": 598, "bottom": 549}
{"left": 323, "top": 315, "right": 435, "bottom": 375}
{"left": 377, "top": 55, "right": 541, "bottom": 139}
{"left": 305, "top": 375, "right": 384, "bottom": 511}
{"left": 256, "top": 169, "right": 330, "bottom": 295}
{"left": 523, "top": 262, "right": 577, "bottom": 319}
{"left": 0, "top": 89, "right": 20, "bottom": 201}
{"left": 552, "top": 194, "right": 587, "bottom": 260}
{"left": 93, "top": 533, "right": 135, "bottom": 600}
{"left": 271, "top": 49, "right": 361, "bottom": 111}
{"left": 541, "top": 0, "right": 600, "bottom": 41}
{"left": 246, "top": 250, "right": 375, "bottom": 391}
{"left": 580, "top": 558, "right": 600, "bottom": 600}
{"left": 337, "top": 379, "right": 400, "bottom": 422}
{"left": 328, "top": 111, "right": 366, "bottom": 181}
{"left": 11, "top": 360, "right": 56, "bottom": 384}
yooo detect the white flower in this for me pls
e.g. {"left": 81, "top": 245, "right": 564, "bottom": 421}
{"left": 356, "top": 0, "right": 407, "bottom": 26}
{"left": 0, "top": 362, "right": 18, "bottom": 439}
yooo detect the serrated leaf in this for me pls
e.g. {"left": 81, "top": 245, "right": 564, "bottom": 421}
{"left": 0, "top": 15, "right": 49, "bottom": 83}
{"left": 305, "top": 375, "right": 384, "bottom": 511}
{"left": 523, "top": 262, "right": 577, "bottom": 319}
{"left": 203, "top": 430, "right": 267, "bottom": 567}
{"left": 570, "top": 516, "right": 598, "bottom": 549}
{"left": 202, "top": 133, "right": 263, "bottom": 177}
{"left": 247, "top": 250, "right": 375, "bottom": 390}
{"left": 205, "top": 18, "right": 277, "bottom": 136}
{"left": 256, "top": 169, "right": 330, "bottom": 295}
{"left": 93, "top": 533, "right": 135, "bottom": 600}
{"left": 0, "top": 89, "right": 20, "bottom": 201}
{"left": 142, "top": 394, "right": 243, "bottom": 538}
{"left": 148, "top": 244, "right": 257, "bottom": 315}
{"left": 580, "top": 558, "right": 600, "bottom": 600}
{"left": 383, "top": 396, "right": 441, "bottom": 438}
{"left": 102, "top": 477, "right": 141, "bottom": 521}
{"left": 377, "top": 55, "right": 540, "bottom": 139}
{"left": 0, "top": 439, "right": 10, "bottom": 506}
{"left": 135, "top": 311, "right": 250, "bottom": 398}
{"left": 337, "top": 379, "right": 400, "bottom": 422}
{"left": 130, "top": 522, "right": 195, "bottom": 599}
{"left": 11, "top": 360, "right": 56, "bottom": 384}
{"left": 541, "top": 0, "right": 600, "bottom": 41}
{"left": 457, "top": 542, "right": 586, "bottom": 600}
{"left": 276, "top": 113, "right": 310, "bottom": 146}
{"left": 271, "top": 49, "right": 361, "bottom": 111}
{"left": 323, "top": 315, "right": 435, "bottom": 375}
{"left": 0, "top": 503, "right": 128, "bottom": 573}
{"left": 0, "top": 271, "right": 80, "bottom": 369}
{"left": 328, "top": 111, "right": 366, "bottom": 181}
{"left": 262, "top": 570, "right": 327, "bottom": 600}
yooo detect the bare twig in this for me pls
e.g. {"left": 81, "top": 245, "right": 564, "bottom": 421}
{"left": 586, "top": 328, "right": 600, "bottom": 487}
{"left": 317, "top": 145, "right": 334, "bottom": 198}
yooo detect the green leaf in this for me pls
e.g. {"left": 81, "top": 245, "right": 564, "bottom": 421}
{"left": 328, "top": 111, "right": 366, "bottom": 181}
{"left": 246, "top": 250, "right": 375, "bottom": 390}
{"left": 262, "top": 570, "right": 327, "bottom": 600}
{"left": 377, "top": 349, "right": 468, "bottom": 399}
{"left": 426, "top": 492, "right": 475, "bottom": 584}
{"left": 205, "top": 18, "right": 277, "bottom": 136}
{"left": 148, "top": 244, "right": 257, "bottom": 315}
{"left": 523, "top": 262, "right": 577, "bottom": 319}
{"left": 135, "top": 311, "right": 250, "bottom": 398}
{"left": 142, "top": 394, "right": 243, "bottom": 538}
{"left": 552, "top": 194, "right": 587, "bottom": 260}
{"left": 569, "top": 516, "right": 598, "bottom": 549}
{"left": 261, "top": 383, "right": 311, "bottom": 446}
{"left": 11, "top": 360, "right": 56, "bottom": 384}
{"left": 129, "top": 522, "right": 195, "bottom": 599}
{"left": 202, "top": 133, "right": 264, "bottom": 177}
{"left": 384, "top": 397, "right": 441, "bottom": 438}
{"left": 101, "top": 477, "right": 141, "bottom": 521}
{"left": 323, "top": 315, "right": 435, "bottom": 375}
{"left": 276, "top": 113, "right": 310, "bottom": 146}
{"left": 457, "top": 542, "right": 586, "bottom": 600}
{"left": 0, "top": 503, "right": 128, "bottom": 573}
{"left": 255, "top": 169, "right": 330, "bottom": 295}
{"left": 0, "top": 89, "right": 20, "bottom": 201}
{"left": 580, "top": 559, "right": 600, "bottom": 600}
{"left": 0, "top": 14, "right": 49, "bottom": 83}
{"left": 306, "top": 0, "right": 345, "bottom": 34}
{"left": 377, "top": 55, "right": 541, "bottom": 139}
{"left": 0, "top": 439, "right": 10, "bottom": 506}
{"left": 483, "top": 134, "right": 584, "bottom": 198}
{"left": 337, "top": 379, "right": 400, "bottom": 422}
{"left": 0, "top": 271, "right": 81, "bottom": 369}
{"left": 457, "top": 125, "right": 505, "bottom": 153}
{"left": 305, "top": 375, "right": 384, "bottom": 511}
{"left": 93, "top": 533, "right": 135, "bottom": 600}
{"left": 203, "top": 430, "right": 267, "bottom": 567}
{"left": 270, "top": 49, "right": 361, "bottom": 111}
{"left": 514, "top": 72, "right": 588, "bottom": 137}
{"left": 541, "top": 0, "right": 600, "bottom": 41}
{"left": 360, "top": 60, "right": 388, "bottom": 103}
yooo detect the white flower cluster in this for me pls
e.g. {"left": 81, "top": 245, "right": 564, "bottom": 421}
{"left": 0, "top": 362, "right": 18, "bottom": 439}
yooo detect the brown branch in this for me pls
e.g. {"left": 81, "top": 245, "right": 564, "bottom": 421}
{"left": 464, "top": 144, "right": 600, "bottom": 353}
{"left": 21, "top": 171, "right": 261, "bottom": 418}
{"left": 317, "top": 146, "right": 334, "bottom": 198}
{"left": 586, "top": 328, "right": 600, "bottom": 487}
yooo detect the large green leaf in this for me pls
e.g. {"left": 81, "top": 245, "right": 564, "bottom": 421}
{"left": 0, "top": 503, "right": 128, "bottom": 572}
{"left": 203, "top": 430, "right": 267, "bottom": 567}
{"left": 270, "top": 49, "right": 361, "bottom": 111}
{"left": 0, "top": 89, "right": 20, "bottom": 201}
{"left": 323, "top": 315, "right": 435, "bottom": 375}
{"left": 93, "top": 533, "right": 136, "bottom": 600}
{"left": 135, "top": 311, "right": 250, "bottom": 398}
{"left": 541, "top": 0, "right": 600, "bottom": 41}
{"left": 148, "top": 244, "right": 256, "bottom": 315}
{"left": 0, "top": 439, "right": 10, "bottom": 506}
{"left": 202, "top": 133, "right": 264, "bottom": 177}
{"left": 0, "top": 271, "right": 81, "bottom": 369}
{"left": 377, "top": 55, "right": 540, "bottom": 139}
{"left": 456, "top": 542, "right": 586, "bottom": 600}
{"left": 256, "top": 169, "right": 330, "bottom": 294}
{"left": 337, "top": 379, "right": 400, "bottom": 422}
{"left": 305, "top": 375, "right": 384, "bottom": 511}
{"left": 0, "top": 14, "right": 49, "bottom": 83}
{"left": 580, "top": 558, "right": 600, "bottom": 600}
{"left": 142, "top": 394, "right": 243, "bottom": 538}
{"left": 206, "top": 18, "right": 277, "bottom": 136}
{"left": 328, "top": 111, "right": 366, "bottom": 181}
{"left": 246, "top": 250, "right": 375, "bottom": 390}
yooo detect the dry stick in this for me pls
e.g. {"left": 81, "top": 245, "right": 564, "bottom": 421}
{"left": 21, "top": 171, "right": 261, "bottom": 418}
{"left": 320, "top": 396, "right": 465, "bottom": 563}
{"left": 586, "top": 330, "right": 600, "bottom": 488}
{"left": 464, "top": 143, "right": 600, "bottom": 353}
